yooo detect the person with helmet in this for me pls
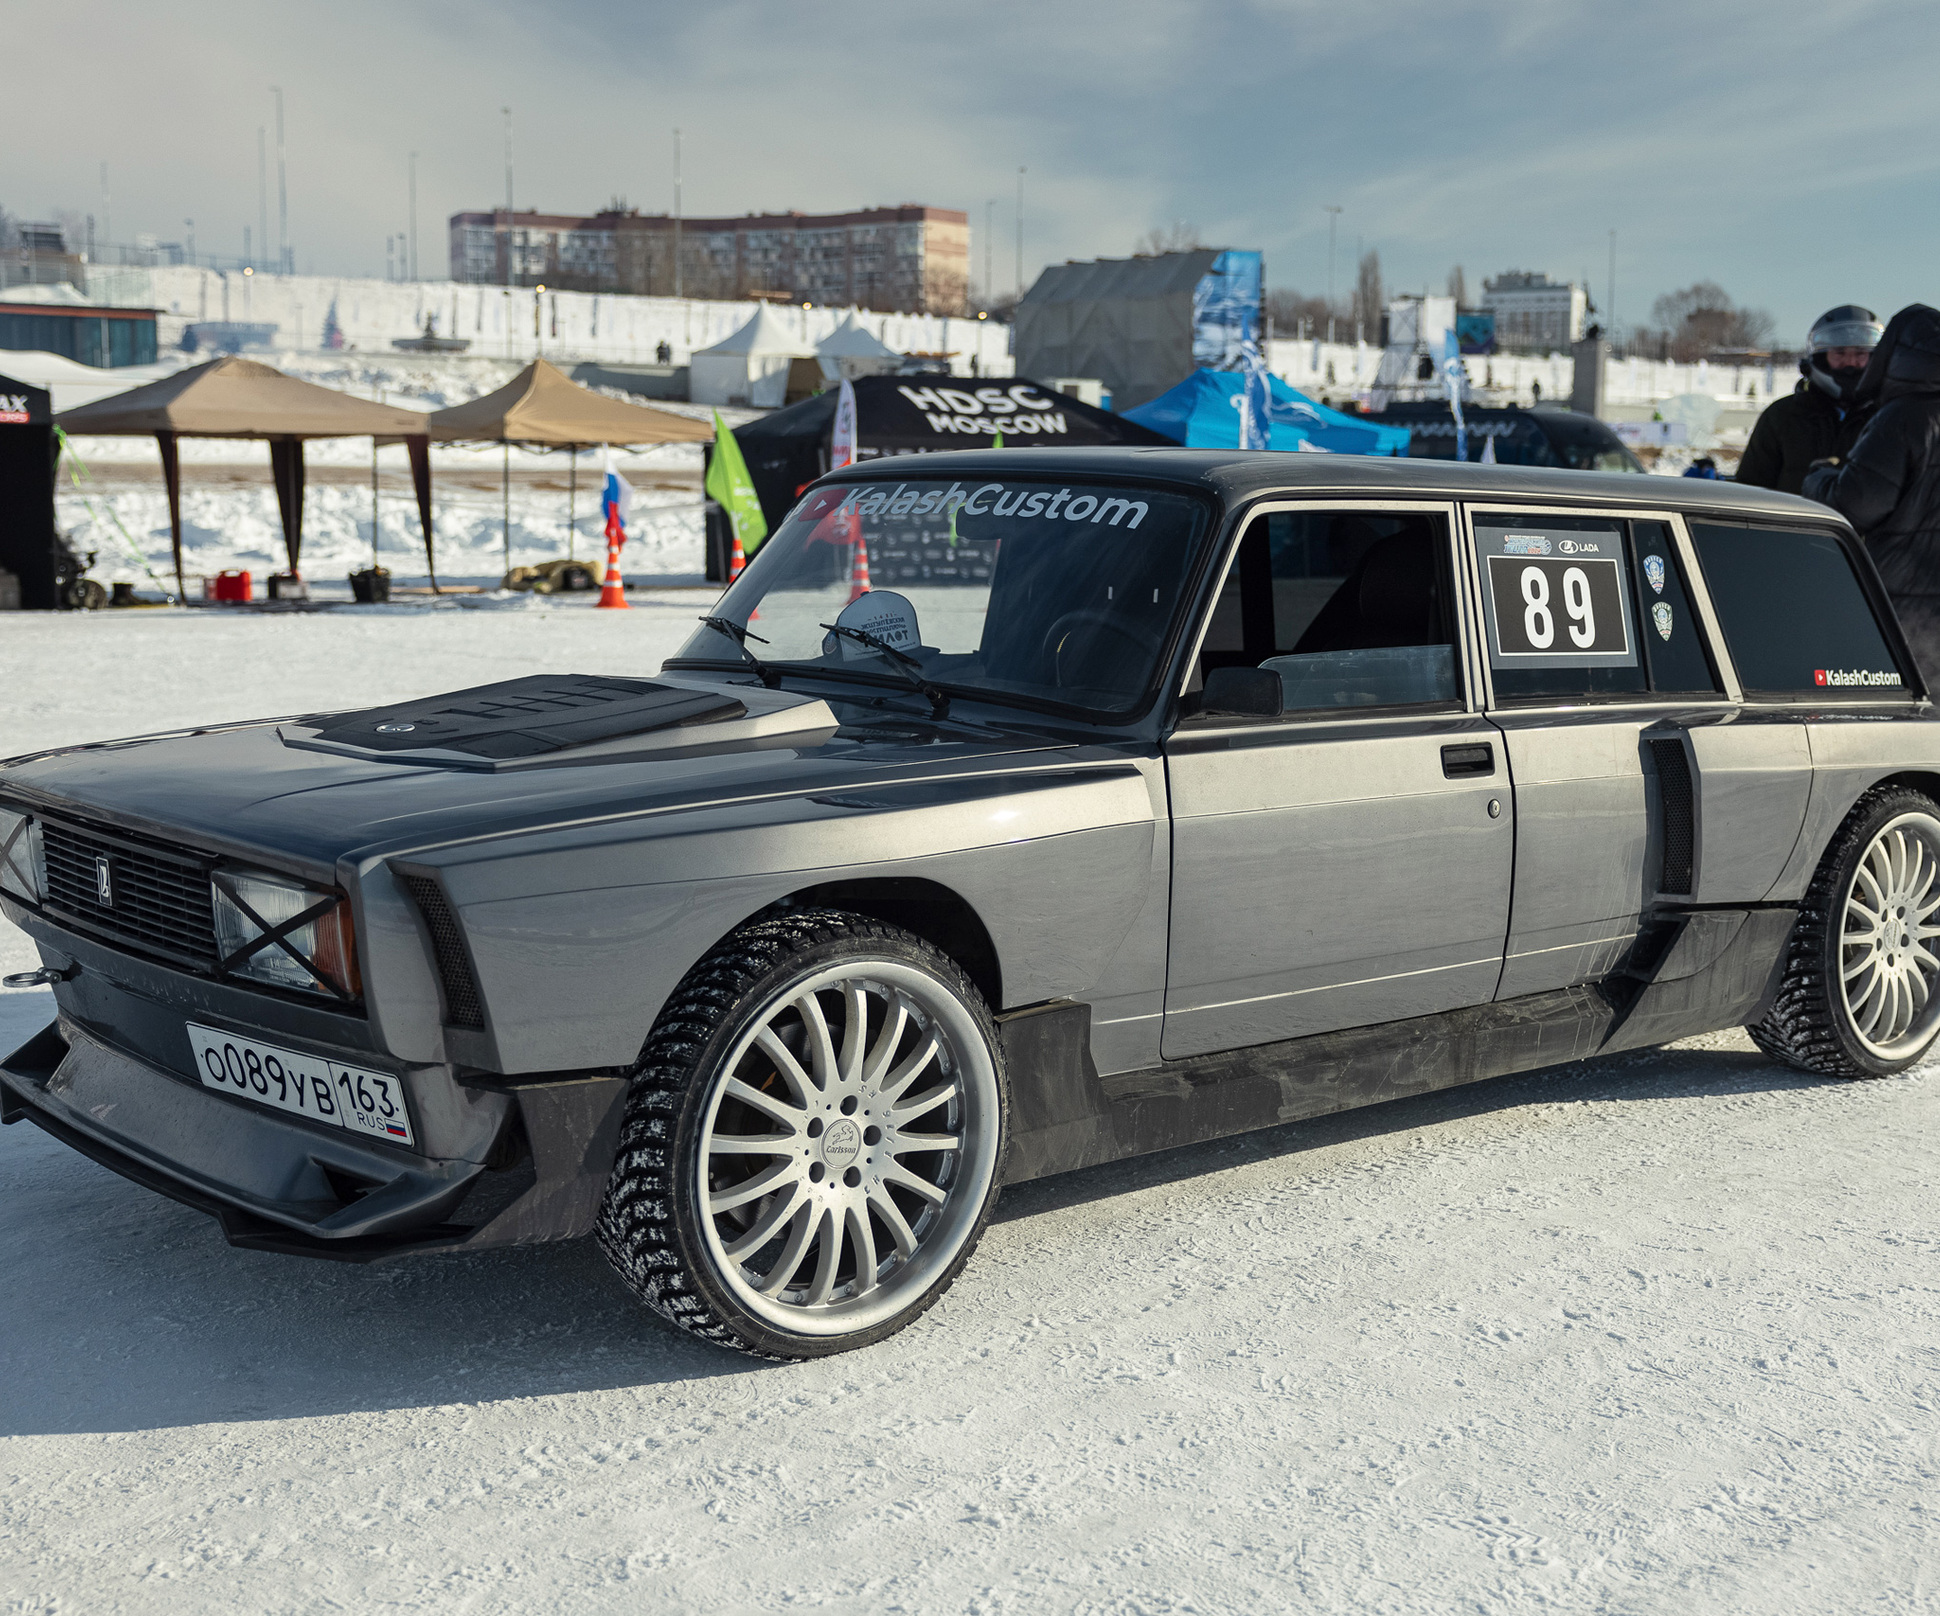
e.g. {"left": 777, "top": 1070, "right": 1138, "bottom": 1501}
{"left": 1737, "top": 305, "right": 1884, "bottom": 494}
{"left": 1804, "top": 304, "right": 1940, "bottom": 680}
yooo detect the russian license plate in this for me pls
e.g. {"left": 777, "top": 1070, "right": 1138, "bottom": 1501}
{"left": 185, "top": 1023, "right": 416, "bottom": 1147}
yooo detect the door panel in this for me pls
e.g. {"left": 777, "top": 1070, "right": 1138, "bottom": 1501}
{"left": 1492, "top": 710, "right": 1653, "bottom": 999}
{"left": 1162, "top": 714, "right": 1513, "bottom": 1059}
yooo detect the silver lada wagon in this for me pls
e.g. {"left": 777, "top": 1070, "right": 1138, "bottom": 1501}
{"left": 5, "top": 450, "right": 1936, "bottom": 1357}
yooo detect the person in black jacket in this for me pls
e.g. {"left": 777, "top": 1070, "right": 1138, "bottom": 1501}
{"left": 1804, "top": 303, "right": 1940, "bottom": 679}
{"left": 1738, "top": 305, "right": 1882, "bottom": 494}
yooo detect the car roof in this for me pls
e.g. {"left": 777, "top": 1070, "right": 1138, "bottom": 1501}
{"left": 831, "top": 446, "right": 1843, "bottom": 526}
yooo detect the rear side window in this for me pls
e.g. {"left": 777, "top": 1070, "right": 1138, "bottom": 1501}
{"left": 1630, "top": 521, "right": 1720, "bottom": 693}
{"left": 1689, "top": 523, "right": 1909, "bottom": 697}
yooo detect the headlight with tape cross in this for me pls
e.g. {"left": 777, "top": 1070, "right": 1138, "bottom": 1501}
{"left": 210, "top": 868, "right": 361, "bottom": 1000}
{"left": 0, "top": 807, "right": 46, "bottom": 904}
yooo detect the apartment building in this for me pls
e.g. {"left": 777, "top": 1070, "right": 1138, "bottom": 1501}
{"left": 448, "top": 205, "right": 970, "bottom": 315}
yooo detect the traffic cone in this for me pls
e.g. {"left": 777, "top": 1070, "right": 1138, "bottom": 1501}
{"left": 848, "top": 534, "right": 872, "bottom": 603}
{"left": 596, "top": 525, "right": 630, "bottom": 609}
{"left": 728, "top": 523, "right": 747, "bottom": 582}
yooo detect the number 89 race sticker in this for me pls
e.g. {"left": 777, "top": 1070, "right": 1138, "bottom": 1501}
{"left": 1475, "top": 527, "right": 1636, "bottom": 669}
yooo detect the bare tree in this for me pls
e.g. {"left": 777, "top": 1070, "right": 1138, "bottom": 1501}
{"left": 1447, "top": 264, "right": 1468, "bottom": 309}
{"left": 1134, "top": 221, "right": 1206, "bottom": 256}
{"left": 1644, "top": 281, "right": 1778, "bottom": 358}
{"left": 1352, "top": 249, "right": 1384, "bottom": 335}
{"left": 1265, "top": 288, "right": 1333, "bottom": 336}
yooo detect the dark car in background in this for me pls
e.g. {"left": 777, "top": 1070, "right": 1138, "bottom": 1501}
{"left": 1370, "top": 403, "right": 1645, "bottom": 473}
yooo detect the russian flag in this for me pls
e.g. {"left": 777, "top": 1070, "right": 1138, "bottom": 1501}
{"left": 602, "top": 452, "right": 634, "bottom": 551}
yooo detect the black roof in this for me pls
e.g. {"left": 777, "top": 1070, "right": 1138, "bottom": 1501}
{"left": 831, "top": 446, "right": 1842, "bottom": 527}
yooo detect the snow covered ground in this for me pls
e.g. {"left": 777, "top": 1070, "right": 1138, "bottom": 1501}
{"left": 3, "top": 607, "right": 1938, "bottom": 1612}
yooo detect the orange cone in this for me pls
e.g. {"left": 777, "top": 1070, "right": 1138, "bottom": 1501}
{"left": 596, "top": 524, "right": 630, "bottom": 609}
{"left": 728, "top": 524, "right": 748, "bottom": 582}
{"left": 848, "top": 533, "right": 872, "bottom": 603}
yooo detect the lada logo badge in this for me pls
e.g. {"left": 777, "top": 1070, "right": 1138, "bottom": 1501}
{"left": 375, "top": 723, "right": 416, "bottom": 734}
{"left": 95, "top": 855, "right": 113, "bottom": 907}
{"left": 822, "top": 1118, "right": 862, "bottom": 1168}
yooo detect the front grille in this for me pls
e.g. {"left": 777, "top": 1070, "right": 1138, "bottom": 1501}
{"left": 1649, "top": 738, "right": 1696, "bottom": 896}
{"left": 400, "top": 874, "right": 485, "bottom": 1029}
{"left": 39, "top": 818, "right": 219, "bottom": 966}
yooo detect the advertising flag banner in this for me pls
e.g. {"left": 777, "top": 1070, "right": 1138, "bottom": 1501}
{"left": 831, "top": 378, "right": 858, "bottom": 471}
{"left": 706, "top": 411, "right": 770, "bottom": 556}
{"left": 601, "top": 450, "right": 634, "bottom": 545}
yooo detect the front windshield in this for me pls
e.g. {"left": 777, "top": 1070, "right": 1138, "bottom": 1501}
{"left": 669, "top": 477, "right": 1214, "bottom": 717}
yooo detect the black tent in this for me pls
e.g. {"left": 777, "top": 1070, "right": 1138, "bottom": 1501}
{"left": 0, "top": 372, "right": 60, "bottom": 610}
{"left": 707, "top": 375, "right": 1174, "bottom": 579}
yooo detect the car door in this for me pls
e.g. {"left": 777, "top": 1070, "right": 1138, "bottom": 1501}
{"left": 1466, "top": 504, "right": 1772, "bottom": 1000}
{"left": 1161, "top": 500, "right": 1513, "bottom": 1061}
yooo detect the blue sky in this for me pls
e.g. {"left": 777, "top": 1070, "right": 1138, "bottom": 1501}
{"left": 9, "top": 0, "right": 1939, "bottom": 341}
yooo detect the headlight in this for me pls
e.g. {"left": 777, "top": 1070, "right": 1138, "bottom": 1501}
{"left": 0, "top": 808, "right": 45, "bottom": 904}
{"left": 211, "top": 869, "right": 361, "bottom": 999}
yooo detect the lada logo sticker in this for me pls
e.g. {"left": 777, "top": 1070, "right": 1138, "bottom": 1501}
{"left": 1502, "top": 536, "right": 1551, "bottom": 556}
{"left": 1653, "top": 602, "right": 1674, "bottom": 640}
{"left": 1643, "top": 554, "right": 1667, "bottom": 594}
{"left": 95, "top": 855, "right": 113, "bottom": 907}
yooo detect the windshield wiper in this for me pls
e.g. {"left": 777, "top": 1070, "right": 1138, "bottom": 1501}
{"left": 696, "top": 616, "right": 779, "bottom": 689}
{"left": 817, "top": 622, "right": 951, "bottom": 718}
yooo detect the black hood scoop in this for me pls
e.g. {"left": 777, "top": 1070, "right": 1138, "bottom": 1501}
{"left": 296, "top": 676, "right": 747, "bottom": 762}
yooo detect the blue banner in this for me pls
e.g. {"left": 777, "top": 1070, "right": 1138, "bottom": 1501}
{"left": 1192, "top": 250, "right": 1262, "bottom": 371}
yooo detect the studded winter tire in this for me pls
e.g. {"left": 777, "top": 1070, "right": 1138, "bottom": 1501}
{"left": 1751, "top": 786, "right": 1940, "bottom": 1078}
{"left": 596, "top": 909, "right": 1007, "bottom": 1358}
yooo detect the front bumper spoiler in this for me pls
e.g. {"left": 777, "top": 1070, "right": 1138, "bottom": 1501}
{"left": 2, "top": 1017, "right": 628, "bottom": 1264}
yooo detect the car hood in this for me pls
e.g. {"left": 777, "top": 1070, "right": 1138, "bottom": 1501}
{"left": 0, "top": 678, "right": 1078, "bottom": 878}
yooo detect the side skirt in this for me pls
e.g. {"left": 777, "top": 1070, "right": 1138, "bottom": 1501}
{"left": 999, "top": 905, "right": 1795, "bottom": 1186}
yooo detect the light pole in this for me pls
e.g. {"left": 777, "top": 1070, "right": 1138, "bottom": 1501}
{"left": 673, "top": 127, "right": 683, "bottom": 300}
{"left": 409, "top": 151, "right": 418, "bottom": 282}
{"left": 1324, "top": 204, "right": 1342, "bottom": 344}
{"left": 1014, "top": 166, "right": 1025, "bottom": 300}
{"left": 184, "top": 219, "right": 195, "bottom": 267}
{"left": 257, "top": 127, "right": 268, "bottom": 271}
{"left": 272, "top": 86, "right": 288, "bottom": 274}
{"left": 1607, "top": 227, "right": 1617, "bottom": 345}
{"left": 503, "top": 107, "right": 514, "bottom": 212}
{"left": 984, "top": 198, "right": 994, "bottom": 306}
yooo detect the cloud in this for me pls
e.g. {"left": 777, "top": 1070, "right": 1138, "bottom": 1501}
{"left": 5, "top": 0, "right": 1938, "bottom": 336}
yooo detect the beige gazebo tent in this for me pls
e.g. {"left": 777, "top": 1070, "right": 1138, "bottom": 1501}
{"left": 426, "top": 359, "right": 711, "bottom": 568}
{"left": 56, "top": 356, "right": 438, "bottom": 597}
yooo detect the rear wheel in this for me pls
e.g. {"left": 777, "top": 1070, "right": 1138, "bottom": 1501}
{"left": 596, "top": 909, "right": 1006, "bottom": 1358}
{"left": 1751, "top": 786, "right": 1940, "bottom": 1077}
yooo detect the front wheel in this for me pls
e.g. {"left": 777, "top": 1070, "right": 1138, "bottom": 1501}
{"left": 597, "top": 910, "right": 1006, "bottom": 1358}
{"left": 1751, "top": 786, "right": 1940, "bottom": 1077}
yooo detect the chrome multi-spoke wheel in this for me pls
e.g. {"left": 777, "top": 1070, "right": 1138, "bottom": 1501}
{"left": 1837, "top": 811, "right": 1940, "bottom": 1060}
{"left": 598, "top": 910, "right": 1005, "bottom": 1358}
{"left": 698, "top": 958, "right": 999, "bottom": 1334}
{"left": 1755, "top": 788, "right": 1940, "bottom": 1078}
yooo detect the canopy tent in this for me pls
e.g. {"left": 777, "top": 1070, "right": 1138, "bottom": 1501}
{"left": 1123, "top": 368, "right": 1411, "bottom": 456}
{"left": 689, "top": 305, "right": 817, "bottom": 409}
{"left": 0, "top": 349, "right": 177, "bottom": 412}
{"left": 425, "top": 358, "right": 711, "bottom": 569}
{"left": 710, "top": 374, "right": 1174, "bottom": 574}
{"left": 815, "top": 313, "right": 902, "bottom": 382}
{"left": 55, "top": 356, "right": 437, "bottom": 597}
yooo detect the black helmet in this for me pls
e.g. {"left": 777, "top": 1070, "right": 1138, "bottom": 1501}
{"left": 1803, "top": 304, "right": 1884, "bottom": 402}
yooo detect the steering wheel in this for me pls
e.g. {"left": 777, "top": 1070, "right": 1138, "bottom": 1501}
{"left": 1039, "top": 610, "right": 1164, "bottom": 689}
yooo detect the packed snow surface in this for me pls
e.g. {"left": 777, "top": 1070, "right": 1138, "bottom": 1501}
{"left": 2, "top": 606, "right": 1937, "bottom": 1612}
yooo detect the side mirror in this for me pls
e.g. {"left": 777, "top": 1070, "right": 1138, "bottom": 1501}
{"left": 1200, "top": 665, "right": 1284, "bottom": 718}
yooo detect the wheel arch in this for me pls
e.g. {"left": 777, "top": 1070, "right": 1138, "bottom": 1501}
{"left": 767, "top": 876, "right": 1003, "bottom": 1011}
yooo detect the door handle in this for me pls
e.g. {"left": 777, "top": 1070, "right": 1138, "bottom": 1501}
{"left": 1441, "top": 742, "right": 1495, "bottom": 779}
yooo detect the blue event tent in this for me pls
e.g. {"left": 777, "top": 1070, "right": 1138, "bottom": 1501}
{"left": 1123, "top": 368, "right": 1410, "bottom": 456}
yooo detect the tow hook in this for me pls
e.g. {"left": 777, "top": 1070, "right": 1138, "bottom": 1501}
{"left": 3, "top": 964, "right": 79, "bottom": 988}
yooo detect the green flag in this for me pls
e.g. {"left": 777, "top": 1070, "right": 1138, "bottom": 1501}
{"left": 705, "top": 412, "right": 769, "bottom": 555}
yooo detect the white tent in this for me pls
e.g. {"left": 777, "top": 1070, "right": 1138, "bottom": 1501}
{"left": 815, "top": 313, "right": 903, "bottom": 382}
{"left": 689, "top": 304, "right": 817, "bottom": 408}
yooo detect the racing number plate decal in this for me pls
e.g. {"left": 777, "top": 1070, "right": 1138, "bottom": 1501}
{"left": 1474, "top": 526, "right": 1637, "bottom": 670}
{"left": 186, "top": 1023, "right": 416, "bottom": 1147}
